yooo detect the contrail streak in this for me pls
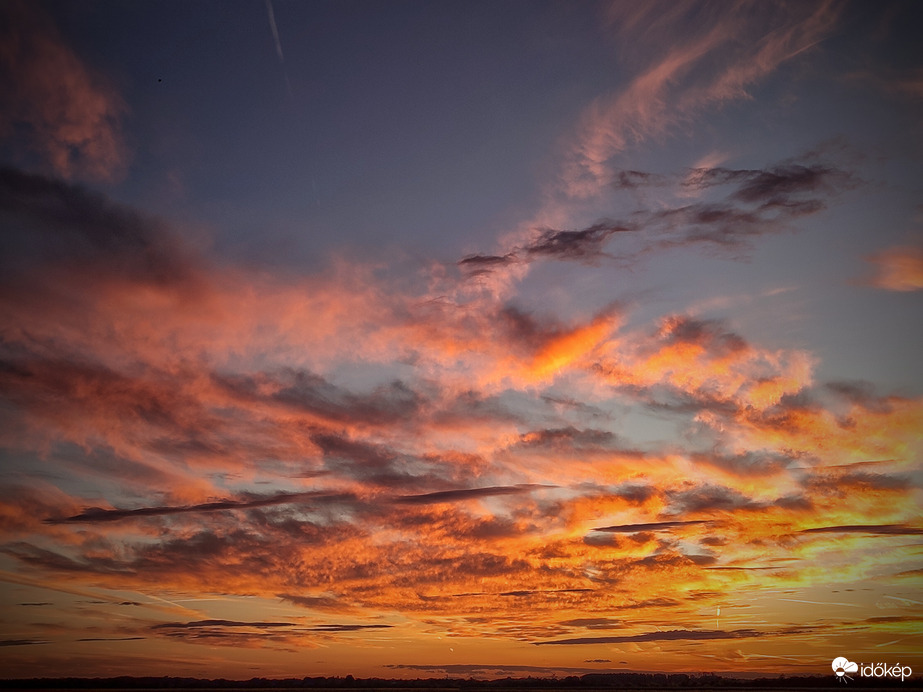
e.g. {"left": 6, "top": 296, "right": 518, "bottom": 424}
{"left": 265, "top": 0, "right": 284, "bottom": 62}
{"left": 264, "top": 0, "right": 292, "bottom": 96}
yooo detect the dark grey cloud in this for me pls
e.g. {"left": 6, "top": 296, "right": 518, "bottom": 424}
{"left": 416, "top": 552, "right": 532, "bottom": 581}
{"left": 459, "top": 153, "right": 856, "bottom": 276}
{"left": 541, "top": 394, "right": 612, "bottom": 420}
{"left": 666, "top": 485, "right": 763, "bottom": 514}
{"left": 453, "top": 588, "right": 593, "bottom": 598}
{"left": 801, "top": 524, "right": 923, "bottom": 535}
{"left": 153, "top": 619, "right": 391, "bottom": 634}
{"left": 277, "top": 593, "right": 346, "bottom": 611}
{"left": 214, "top": 370, "right": 423, "bottom": 427}
{"left": 429, "top": 390, "right": 522, "bottom": 428}
{"left": 740, "top": 380, "right": 916, "bottom": 440}
{"left": 2, "top": 542, "right": 106, "bottom": 574}
{"left": 309, "top": 432, "right": 443, "bottom": 490}
{"left": 457, "top": 253, "right": 518, "bottom": 276}
{"left": 47, "top": 490, "right": 351, "bottom": 524}
{"left": 535, "top": 628, "right": 762, "bottom": 646}
{"left": 768, "top": 494, "right": 812, "bottom": 512}
{"left": 649, "top": 198, "right": 814, "bottom": 253}
{"left": 692, "top": 450, "right": 801, "bottom": 477}
{"left": 151, "top": 619, "right": 292, "bottom": 630}
{"left": 393, "top": 510, "right": 534, "bottom": 542}
{"left": 148, "top": 618, "right": 315, "bottom": 648}
{"left": 307, "top": 624, "right": 393, "bottom": 632}
{"left": 658, "top": 317, "right": 748, "bottom": 356}
{"left": 0, "top": 639, "right": 51, "bottom": 646}
{"left": 615, "top": 484, "right": 658, "bottom": 504}
{"left": 498, "top": 306, "right": 560, "bottom": 347}
{"left": 613, "top": 170, "right": 665, "bottom": 190}
{"left": 591, "top": 520, "right": 709, "bottom": 533}
{"left": 76, "top": 637, "right": 145, "bottom": 642}
{"left": 311, "top": 432, "right": 395, "bottom": 467}
{"left": 395, "top": 484, "right": 553, "bottom": 505}
{"left": 524, "top": 221, "right": 635, "bottom": 262}
{"left": 517, "top": 426, "right": 618, "bottom": 449}
{"left": 0, "top": 167, "right": 197, "bottom": 290}
{"left": 825, "top": 380, "right": 896, "bottom": 413}
{"left": 583, "top": 532, "right": 622, "bottom": 547}
{"left": 616, "top": 381, "right": 742, "bottom": 417}
{"left": 496, "top": 303, "right": 622, "bottom": 362}
{"left": 700, "top": 536, "right": 727, "bottom": 546}
{"left": 684, "top": 164, "right": 855, "bottom": 209}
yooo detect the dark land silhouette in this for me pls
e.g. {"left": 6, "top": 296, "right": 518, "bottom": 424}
{"left": 0, "top": 672, "right": 916, "bottom": 690}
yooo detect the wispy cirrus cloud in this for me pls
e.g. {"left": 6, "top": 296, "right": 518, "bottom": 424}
{"left": 0, "top": 639, "right": 51, "bottom": 647}
{"left": 800, "top": 524, "right": 923, "bottom": 535}
{"left": 394, "top": 484, "right": 553, "bottom": 505}
{"left": 461, "top": 152, "right": 856, "bottom": 279}
{"left": 536, "top": 628, "right": 768, "bottom": 646}
{"left": 46, "top": 490, "right": 353, "bottom": 524}
{"left": 557, "top": 0, "right": 841, "bottom": 202}
{"left": 591, "top": 520, "right": 710, "bottom": 534}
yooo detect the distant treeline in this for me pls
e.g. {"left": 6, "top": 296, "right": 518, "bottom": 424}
{"left": 0, "top": 673, "right": 916, "bottom": 689}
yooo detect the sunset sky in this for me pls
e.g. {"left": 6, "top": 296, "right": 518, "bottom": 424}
{"left": 1, "top": 0, "right": 922, "bottom": 681}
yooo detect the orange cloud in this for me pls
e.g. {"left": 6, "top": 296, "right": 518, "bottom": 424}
{"left": 865, "top": 245, "right": 923, "bottom": 291}
{"left": 595, "top": 315, "right": 814, "bottom": 410}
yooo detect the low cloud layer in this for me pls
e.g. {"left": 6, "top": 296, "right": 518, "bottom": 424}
{"left": 1, "top": 169, "right": 918, "bottom": 653}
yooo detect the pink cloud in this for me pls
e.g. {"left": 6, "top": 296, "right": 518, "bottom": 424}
{"left": 0, "top": 2, "right": 129, "bottom": 181}
{"left": 865, "top": 245, "right": 923, "bottom": 291}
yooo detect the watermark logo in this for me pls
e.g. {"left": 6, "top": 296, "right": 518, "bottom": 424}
{"left": 832, "top": 657, "right": 912, "bottom": 683}
{"left": 832, "top": 657, "right": 858, "bottom": 683}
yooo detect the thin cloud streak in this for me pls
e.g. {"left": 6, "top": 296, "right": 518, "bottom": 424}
{"left": 47, "top": 491, "right": 353, "bottom": 524}
{"left": 799, "top": 524, "right": 923, "bottom": 536}
{"left": 264, "top": 0, "right": 293, "bottom": 97}
{"left": 558, "top": 0, "right": 842, "bottom": 203}
{"left": 591, "top": 520, "right": 710, "bottom": 533}
{"left": 535, "top": 628, "right": 764, "bottom": 646}
{"left": 461, "top": 153, "right": 856, "bottom": 280}
{"left": 394, "top": 484, "right": 555, "bottom": 505}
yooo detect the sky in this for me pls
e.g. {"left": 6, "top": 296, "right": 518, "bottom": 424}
{"left": 1, "top": 0, "right": 922, "bottom": 681}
